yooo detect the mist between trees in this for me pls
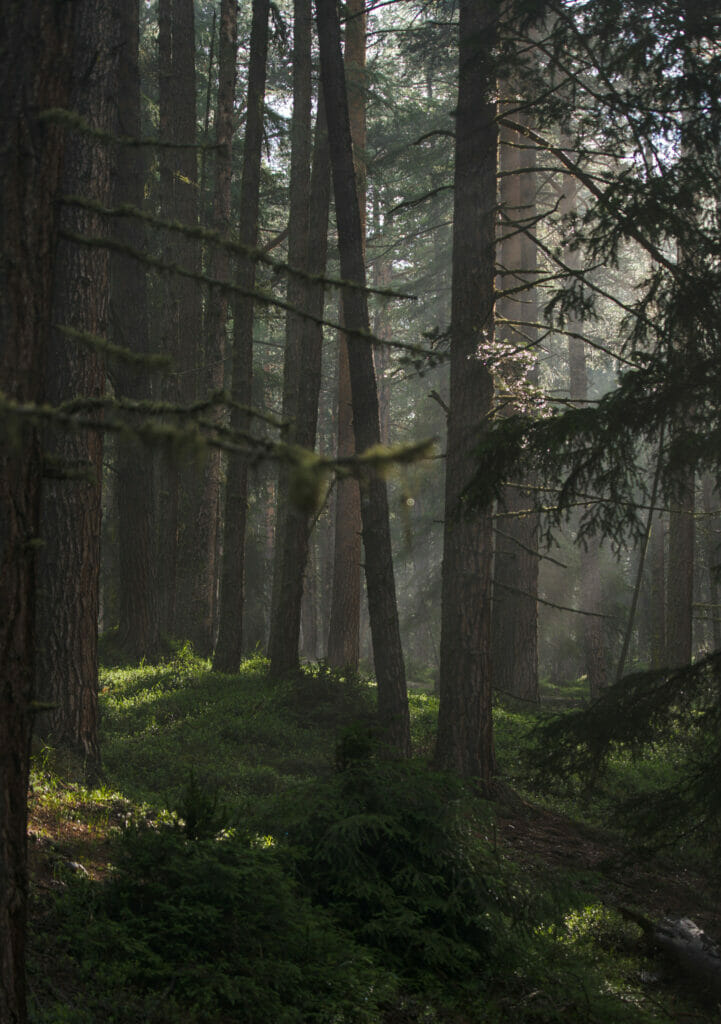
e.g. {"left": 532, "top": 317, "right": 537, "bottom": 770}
{"left": 3, "top": 0, "right": 721, "bottom": 1020}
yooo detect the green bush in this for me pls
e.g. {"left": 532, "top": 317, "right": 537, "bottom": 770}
{"left": 49, "top": 821, "right": 392, "bottom": 1023}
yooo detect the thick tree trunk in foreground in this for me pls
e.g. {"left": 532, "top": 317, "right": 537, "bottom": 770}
{"left": 326, "top": 0, "right": 367, "bottom": 672}
{"left": 214, "top": 0, "right": 270, "bottom": 672}
{"left": 1, "top": 5, "right": 77, "bottom": 1017}
{"left": 268, "top": 92, "right": 332, "bottom": 677}
{"left": 113, "top": 0, "right": 159, "bottom": 663}
{"left": 316, "top": 0, "right": 410, "bottom": 754}
{"left": 35, "top": 0, "right": 116, "bottom": 769}
{"left": 435, "top": 0, "right": 498, "bottom": 782}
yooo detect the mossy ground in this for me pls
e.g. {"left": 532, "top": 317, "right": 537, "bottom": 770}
{"left": 26, "top": 654, "right": 721, "bottom": 1022}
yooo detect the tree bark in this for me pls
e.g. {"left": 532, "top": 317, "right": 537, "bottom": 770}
{"left": 214, "top": 0, "right": 270, "bottom": 672}
{"left": 435, "top": 0, "right": 498, "bottom": 782}
{"left": 34, "top": 0, "right": 116, "bottom": 768}
{"left": 268, "top": 88, "right": 332, "bottom": 678}
{"left": 316, "top": 0, "right": 410, "bottom": 754}
{"left": 326, "top": 0, "right": 367, "bottom": 672}
{"left": 667, "top": 472, "right": 695, "bottom": 667}
{"left": 491, "top": 108, "right": 540, "bottom": 704}
{"left": 1, "top": 4, "right": 81, "bottom": 1017}
{"left": 112, "top": 0, "right": 160, "bottom": 663}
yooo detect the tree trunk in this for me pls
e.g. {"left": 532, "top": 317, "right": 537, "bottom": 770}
{"left": 562, "top": 147, "right": 607, "bottom": 697}
{"left": 1, "top": 4, "right": 83, "bottom": 1017}
{"left": 435, "top": 0, "right": 498, "bottom": 783}
{"left": 702, "top": 475, "right": 721, "bottom": 652}
{"left": 268, "top": 0, "right": 314, "bottom": 676}
{"left": 326, "top": 0, "right": 366, "bottom": 672}
{"left": 667, "top": 471, "right": 695, "bottom": 667}
{"left": 268, "top": 88, "right": 332, "bottom": 677}
{"left": 491, "top": 108, "right": 540, "bottom": 704}
{"left": 112, "top": 0, "right": 160, "bottom": 663}
{"left": 214, "top": 0, "right": 270, "bottom": 672}
{"left": 316, "top": 0, "right": 410, "bottom": 754}
{"left": 35, "top": 0, "right": 116, "bottom": 769}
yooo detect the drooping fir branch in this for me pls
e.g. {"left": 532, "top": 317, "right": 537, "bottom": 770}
{"left": 62, "top": 195, "right": 415, "bottom": 302}
{"left": 56, "top": 325, "right": 172, "bottom": 370}
{"left": 59, "top": 229, "right": 445, "bottom": 367}
{"left": 38, "top": 108, "right": 223, "bottom": 151}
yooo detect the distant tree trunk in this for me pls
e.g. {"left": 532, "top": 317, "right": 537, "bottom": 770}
{"left": 316, "top": 0, "right": 410, "bottom": 754}
{"left": 214, "top": 0, "right": 270, "bottom": 672}
{"left": 35, "top": 0, "right": 116, "bottom": 768}
{"left": 112, "top": 0, "right": 160, "bottom": 663}
{"left": 667, "top": 472, "right": 695, "bottom": 667}
{"left": 156, "top": 0, "right": 203, "bottom": 646}
{"left": 561, "top": 153, "right": 607, "bottom": 697}
{"left": 491, "top": 109, "right": 539, "bottom": 704}
{"left": 268, "top": 90, "right": 332, "bottom": 677}
{"left": 702, "top": 475, "right": 721, "bottom": 653}
{"left": 1, "top": 5, "right": 77, "bottom": 1016}
{"left": 435, "top": 0, "right": 498, "bottom": 783}
{"left": 649, "top": 512, "right": 667, "bottom": 667}
{"left": 193, "top": 0, "right": 238, "bottom": 655}
{"left": 267, "top": 0, "right": 314, "bottom": 676}
{"left": 326, "top": 0, "right": 366, "bottom": 671}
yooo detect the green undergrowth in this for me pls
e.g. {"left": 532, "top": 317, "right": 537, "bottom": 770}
{"left": 26, "top": 655, "right": 718, "bottom": 1023}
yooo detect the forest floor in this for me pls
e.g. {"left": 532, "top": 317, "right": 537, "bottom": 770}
{"left": 24, "top": 655, "right": 721, "bottom": 1023}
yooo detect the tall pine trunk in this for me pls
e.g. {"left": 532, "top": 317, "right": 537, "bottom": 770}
{"left": 435, "top": 0, "right": 498, "bottom": 783}
{"left": 316, "top": 0, "right": 410, "bottom": 754}
{"left": 491, "top": 109, "right": 540, "bottom": 704}
{"left": 268, "top": 88, "right": 332, "bottom": 677}
{"left": 112, "top": 0, "right": 159, "bottom": 663}
{"left": 214, "top": 0, "right": 270, "bottom": 672}
{"left": 326, "top": 0, "right": 366, "bottom": 671}
{"left": 34, "top": 0, "right": 116, "bottom": 768}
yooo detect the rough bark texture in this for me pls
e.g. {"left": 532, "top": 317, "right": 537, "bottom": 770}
{"left": 561, "top": 153, "right": 607, "bottom": 698}
{"left": 667, "top": 471, "right": 695, "bottom": 668}
{"left": 702, "top": 476, "right": 721, "bottom": 652}
{"left": 34, "top": 0, "right": 116, "bottom": 768}
{"left": 156, "top": 0, "right": 203, "bottom": 646}
{"left": 214, "top": 0, "right": 270, "bottom": 672}
{"left": 649, "top": 512, "right": 667, "bottom": 667}
{"left": 268, "top": 90, "right": 332, "bottom": 677}
{"left": 191, "top": 0, "right": 238, "bottom": 656}
{"left": 112, "top": 0, "right": 159, "bottom": 663}
{"left": 435, "top": 0, "right": 498, "bottom": 782}
{"left": 1, "top": 5, "right": 77, "bottom": 1018}
{"left": 267, "top": 0, "right": 314, "bottom": 676}
{"left": 326, "top": 0, "right": 367, "bottom": 672}
{"left": 491, "top": 110, "right": 540, "bottom": 704}
{"left": 316, "top": 0, "right": 410, "bottom": 754}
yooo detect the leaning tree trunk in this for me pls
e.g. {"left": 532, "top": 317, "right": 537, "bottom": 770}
{"left": 1, "top": 4, "right": 83, "bottom": 1018}
{"left": 316, "top": 0, "right": 410, "bottom": 755}
{"left": 326, "top": 0, "right": 367, "bottom": 672}
{"left": 112, "top": 0, "right": 160, "bottom": 663}
{"left": 435, "top": 0, "right": 498, "bottom": 783}
{"left": 214, "top": 0, "right": 270, "bottom": 672}
{"left": 34, "top": 0, "right": 116, "bottom": 770}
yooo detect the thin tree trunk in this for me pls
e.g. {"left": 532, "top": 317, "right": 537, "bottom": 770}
{"left": 214, "top": 0, "right": 270, "bottom": 672}
{"left": 268, "top": 90, "right": 332, "bottom": 677}
{"left": 326, "top": 0, "right": 366, "bottom": 671}
{"left": 35, "top": 0, "right": 116, "bottom": 768}
{"left": 667, "top": 472, "right": 695, "bottom": 667}
{"left": 112, "top": 0, "right": 159, "bottom": 663}
{"left": 561, "top": 149, "right": 607, "bottom": 698}
{"left": 1, "top": 5, "right": 78, "bottom": 1015}
{"left": 316, "top": 0, "right": 410, "bottom": 754}
{"left": 491, "top": 108, "right": 540, "bottom": 704}
{"left": 435, "top": 0, "right": 498, "bottom": 783}
{"left": 702, "top": 475, "right": 721, "bottom": 652}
